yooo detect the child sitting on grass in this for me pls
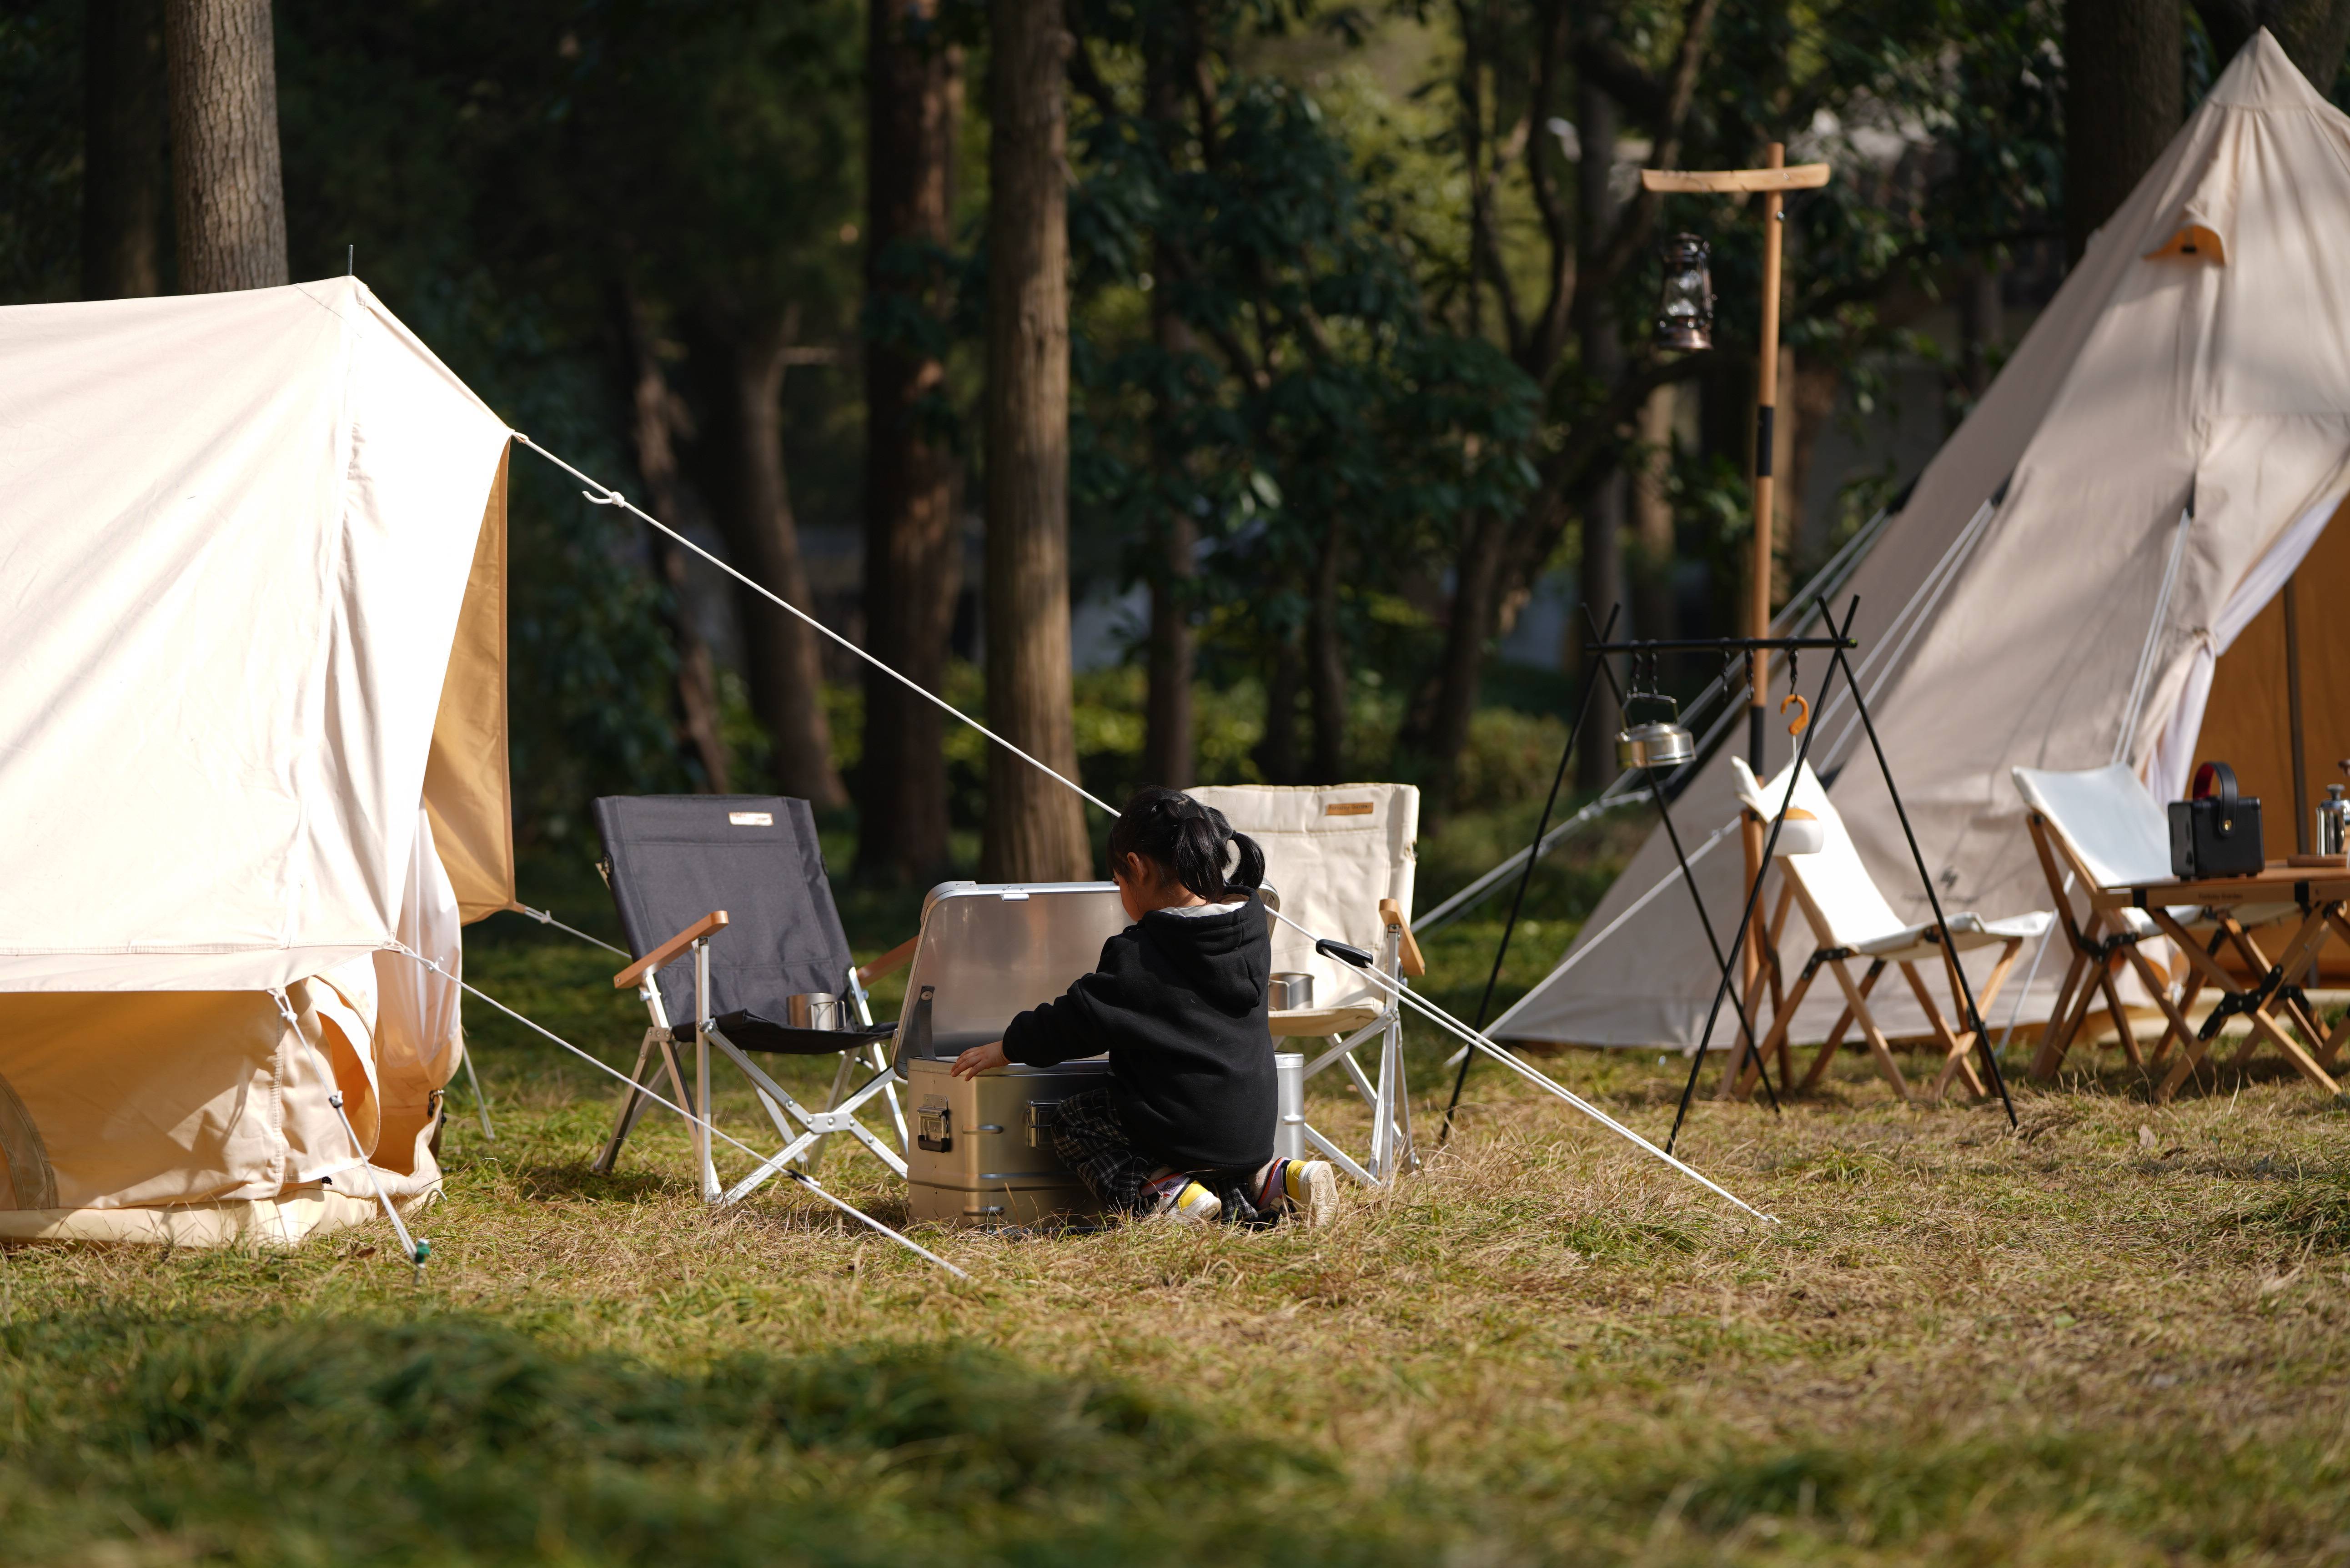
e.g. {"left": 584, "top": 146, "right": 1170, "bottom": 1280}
{"left": 950, "top": 787, "right": 1338, "bottom": 1227}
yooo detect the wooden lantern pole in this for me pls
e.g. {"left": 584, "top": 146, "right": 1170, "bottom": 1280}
{"left": 1641, "top": 146, "right": 1831, "bottom": 1026}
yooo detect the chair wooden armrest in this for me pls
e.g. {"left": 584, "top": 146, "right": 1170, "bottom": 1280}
{"left": 856, "top": 934, "right": 919, "bottom": 986}
{"left": 613, "top": 910, "right": 728, "bottom": 990}
{"left": 1379, "top": 897, "right": 1426, "bottom": 979}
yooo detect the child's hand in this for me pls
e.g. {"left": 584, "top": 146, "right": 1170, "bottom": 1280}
{"left": 949, "top": 1040, "right": 1009, "bottom": 1080}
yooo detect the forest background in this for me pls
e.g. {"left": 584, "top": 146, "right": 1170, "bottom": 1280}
{"left": 4, "top": 0, "right": 2341, "bottom": 887}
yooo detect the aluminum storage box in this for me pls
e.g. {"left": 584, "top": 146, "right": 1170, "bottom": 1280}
{"left": 895, "top": 882, "right": 1130, "bottom": 1225}
{"left": 901, "top": 1055, "right": 1111, "bottom": 1224}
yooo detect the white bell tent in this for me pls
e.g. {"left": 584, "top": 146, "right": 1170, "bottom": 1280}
{"left": 0, "top": 277, "right": 514, "bottom": 1243}
{"left": 1496, "top": 30, "right": 2350, "bottom": 1050}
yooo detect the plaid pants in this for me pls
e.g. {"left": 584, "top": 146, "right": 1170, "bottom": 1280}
{"left": 1049, "top": 1087, "right": 1266, "bottom": 1224}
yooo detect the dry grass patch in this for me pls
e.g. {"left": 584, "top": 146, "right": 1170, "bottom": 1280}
{"left": 5, "top": 922, "right": 2350, "bottom": 1563}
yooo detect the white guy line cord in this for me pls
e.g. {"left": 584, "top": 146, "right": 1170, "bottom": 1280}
{"left": 509, "top": 901, "right": 628, "bottom": 957}
{"left": 268, "top": 987, "right": 429, "bottom": 1276}
{"left": 387, "top": 945, "right": 969, "bottom": 1280}
{"left": 514, "top": 434, "right": 1119, "bottom": 819}
{"left": 1264, "top": 907, "right": 1774, "bottom": 1222}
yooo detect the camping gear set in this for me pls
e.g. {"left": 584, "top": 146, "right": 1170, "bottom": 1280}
{"left": 2168, "top": 762, "right": 2265, "bottom": 879}
{"left": 1497, "top": 33, "right": 2350, "bottom": 1054}
{"left": 2014, "top": 764, "right": 2311, "bottom": 1087}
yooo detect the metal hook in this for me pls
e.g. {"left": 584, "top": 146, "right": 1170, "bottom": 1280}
{"left": 1781, "top": 692, "right": 1810, "bottom": 735}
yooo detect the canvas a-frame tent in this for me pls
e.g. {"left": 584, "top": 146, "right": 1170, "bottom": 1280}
{"left": 0, "top": 277, "right": 515, "bottom": 1244}
{"left": 1497, "top": 31, "right": 2350, "bottom": 1052}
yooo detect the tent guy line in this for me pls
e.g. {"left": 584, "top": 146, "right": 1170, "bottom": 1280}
{"left": 510, "top": 901, "right": 628, "bottom": 957}
{"left": 513, "top": 433, "right": 1120, "bottom": 820}
{"left": 268, "top": 986, "right": 429, "bottom": 1275}
{"left": 387, "top": 945, "right": 970, "bottom": 1280}
{"left": 1261, "top": 905, "right": 1776, "bottom": 1222}
{"left": 511, "top": 435, "right": 1773, "bottom": 1221}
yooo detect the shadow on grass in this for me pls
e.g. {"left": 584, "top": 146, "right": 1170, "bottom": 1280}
{"left": 0, "top": 1312, "right": 1417, "bottom": 1567}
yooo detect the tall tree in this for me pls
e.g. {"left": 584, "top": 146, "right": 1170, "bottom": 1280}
{"left": 84, "top": 0, "right": 167, "bottom": 298}
{"left": 708, "top": 310, "right": 846, "bottom": 808}
{"left": 621, "top": 285, "right": 736, "bottom": 793}
{"left": 981, "top": 0, "right": 1090, "bottom": 879}
{"left": 164, "top": 0, "right": 285, "bottom": 291}
{"left": 1572, "top": 55, "right": 1627, "bottom": 792}
{"left": 1138, "top": 2, "right": 1200, "bottom": 790}
{"left": 859, "top": 0, "right": 964, "bottom": 880}
{"left": 2064, "top": 0, "right": 2180, "bottom": 263}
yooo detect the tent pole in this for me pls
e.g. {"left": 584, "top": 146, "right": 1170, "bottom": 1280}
{"left": 2286, "top": 574, "right": 2309, "bottom": 854}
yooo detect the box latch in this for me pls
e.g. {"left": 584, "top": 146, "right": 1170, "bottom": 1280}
{"left": 917, "top": 1105, "right": 952, "bottom": 1153}
{"left": 1025, "top": 1101, "right": 1059, "bottom": 1150}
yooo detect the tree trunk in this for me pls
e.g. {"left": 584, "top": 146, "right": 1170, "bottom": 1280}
{"left": 1305, "top": 513, "right": 1348, "bottom": 782}
{"left": 164, "top": 0, "right": 286, "bottom": 292}
{"left": 1419, "top": 510, "right": 1508, "bottom": 818}
{"left": 1628, "top": 384, "right": 1677, "bottom": 643}
{"left": 2064, "top": 0, "right": 2181, "bottom": 266}
{"left": 1140, "top": 15, "right": 1198, "bottom": 790}
{"left": 85, "top": 0, "right": 168, "bottom": 299}
{"left": 979, "top": 0, "right": 1090, "bottom": 880}
{"left": 2192, "top": 0, "right": 2350, "bottom": 87}
{"left": 622, "top": 287, "right": 732, "bottom": 793}
{"left": 1957, "top": 261, "right": 2003, "bottom": 406}
{"left": 858, "top": 0, "right": 964, "bottom": 883}
{"left": 1142, "top": 506, "right": 1196, "bottom": 788}
{"left": 1255, "top": 635, "right": 1303, "bottom": 784}
{"left": 720, "top": 318, "right": 846, "bottom": 809}
{"left": 1573, "top": 75, "right": 1625, "bottom": 793}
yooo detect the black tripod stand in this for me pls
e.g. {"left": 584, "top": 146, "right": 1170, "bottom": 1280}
{"left": 1442, "top": 597, "right": 2018, "bottom": 1154}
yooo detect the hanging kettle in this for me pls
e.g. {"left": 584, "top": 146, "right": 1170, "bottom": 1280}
{"left": 1617, "top": 693, "right": 1696, "bottom": 770}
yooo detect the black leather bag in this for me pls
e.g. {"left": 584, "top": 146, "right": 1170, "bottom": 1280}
{"left": 2168, "top": 761, "right": 2264, "bottom": 878}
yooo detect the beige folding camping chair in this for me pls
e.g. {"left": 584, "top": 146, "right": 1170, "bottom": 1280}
{"left": 1728, "top": 758, "right": 2052, "bottom": 1103}
{"left": 1189, "top": 783, "right": 1422, "bottom": 1186}
{"left": 2011, "top": 764, "right": 2304, "bottom": 1081}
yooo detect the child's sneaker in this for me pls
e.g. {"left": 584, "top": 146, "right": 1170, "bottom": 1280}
{"left": 1255, "top": 1158, "right": 1339, "bottom": 1227}
{"left": 1141, "top": 1169, "right": 1221, "bottom": 1224}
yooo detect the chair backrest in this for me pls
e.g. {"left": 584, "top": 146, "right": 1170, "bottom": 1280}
{"left": 593, "top": 795, "right": 852, "bottom": 1025}
{"left": 895, "top": 882, "right": 1131, "bottom": 1059}
{"left": 1187, "top": 783, "right": 1418, "bottom": 1008}
{"left": 2011, "top": 764, "right": 2172, "bottom": 889}
{"left": 1728, "top": 757, "right": 1909, "bottom": 949}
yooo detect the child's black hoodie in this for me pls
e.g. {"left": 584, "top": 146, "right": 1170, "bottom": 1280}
{"left": 1001, "top": 893, "right": 1275, "bottom": 1171}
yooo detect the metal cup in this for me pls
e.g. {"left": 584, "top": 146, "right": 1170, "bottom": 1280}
{"left": 786, "top": 992, "right": 840, "bottom": 1030}
{"left": 1270, "top": 973, "right": 1314, "bottom": 1011}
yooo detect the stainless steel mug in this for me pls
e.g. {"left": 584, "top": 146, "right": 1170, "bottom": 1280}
{"left": 1270, "top": 973, "right": 1314, "bottom": 1011}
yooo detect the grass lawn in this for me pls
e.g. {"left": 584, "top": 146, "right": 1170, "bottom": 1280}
{"left": 6, "top": 826, "right": 2350, "bottom": 1564}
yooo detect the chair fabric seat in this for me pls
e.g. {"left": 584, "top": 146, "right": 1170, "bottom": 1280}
{"left": 1849, "top": 910, "right": 2054, "bottom": 961}
{"left": 705, "top": 1013, "right": 897, "bottom": 1055}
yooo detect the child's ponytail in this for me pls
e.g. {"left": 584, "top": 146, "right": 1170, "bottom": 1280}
{"left": 1110, "top": 787, "right": 1265, "bottom": 903}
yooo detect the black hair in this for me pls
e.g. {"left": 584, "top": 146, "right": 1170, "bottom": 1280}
{"left": 1107, "top": 787, "right": 1265, "bottom": 903}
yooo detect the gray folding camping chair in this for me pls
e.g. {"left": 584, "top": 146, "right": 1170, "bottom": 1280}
{"left": 589, "top": 795, "right": 909, "bottom": 1205}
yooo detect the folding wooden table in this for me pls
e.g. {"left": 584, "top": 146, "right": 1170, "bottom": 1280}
{"left": 2093, "top": 864, "right": 2350, "bottom": 1101}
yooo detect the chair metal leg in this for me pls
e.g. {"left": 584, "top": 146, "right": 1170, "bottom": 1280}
{"left": 591, "top": 1029, "right": 665, "bottom": 1174}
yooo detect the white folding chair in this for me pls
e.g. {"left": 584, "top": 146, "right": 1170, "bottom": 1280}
{"left": 2012, "top": 764, "right": 2301, "bottom": 1080}
{"left": 1189, "top": 783, "right": 1422, "bottom": 1186}
{"left": 1731, "top": 758, "right": 2052, "bottom": 1103}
